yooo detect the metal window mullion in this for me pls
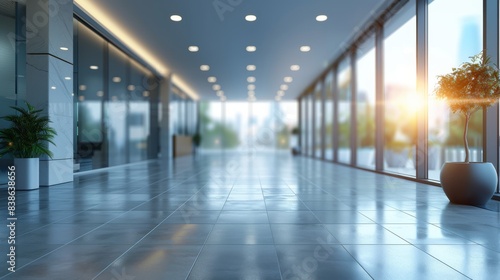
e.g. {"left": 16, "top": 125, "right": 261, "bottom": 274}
{"left": 350, "top": 50, "right": 358, "bottom": 166}
{"left": 416, "top": 0, "right": 428, "bottom": 179}
{"left": 483, "top": 0, "right": 500, "bottom": 193}
{"left": 332, "top": 65, "right": 340, "bottom": 162}
{"left": 375, "top": 23, "right": 385, "bottom": 172}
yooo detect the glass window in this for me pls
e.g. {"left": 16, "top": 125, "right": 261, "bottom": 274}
{"left": 307, "top": 93, "right": 314, "bottom": 156}
{"left": 315, "top": 83, "right": 323, "bottom": 158}
{"left": 128, "top": 60, "right": 151, "bottom": 163}
{"left": 0, "top": 3, "right": 17, "bottom": 127}
{"left": 276, "top": 101, "right": 298, "bottom": 150}
{"left": 356, "top": 36, "right": 376, "bottom": 169}
{"left": 76, "top": 22, "right": 106, "bottom": 171}
{"left": 428, "top": 0, "right": 483, "bottom": 180}
{"left": 324, "top": 72, "right": 334, "bottom": 161}
{"left": 337, "top": 57, "right": 352, "bottom": 164}
{"left": 383, "top": 1, "right": 416, "bottom": 176}
{"left": 224, "top": 101, "right": 246, "bottom": 150}
{"left": 107, "top": 43, "right": 129, "bottom": 166}
{"left": 200, "top": 101, "right": 222, "bottom": 149}
{"left": 300, "top": 98, "right": 307, "bottom": 153}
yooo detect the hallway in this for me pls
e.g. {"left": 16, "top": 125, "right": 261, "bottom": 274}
{"left": 1, "top": 153, "right": 500, "bottom": 279}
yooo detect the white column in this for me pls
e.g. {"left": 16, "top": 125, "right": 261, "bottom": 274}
{"left": 25, "top": 0, "right": 73, "bottom": 186}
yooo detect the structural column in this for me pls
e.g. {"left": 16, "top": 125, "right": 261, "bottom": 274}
{"left": 25, "top": 0, "right": 73, "bottom": 186}
{"left": 159, "top": 76, "right": 171, "bottom": 158}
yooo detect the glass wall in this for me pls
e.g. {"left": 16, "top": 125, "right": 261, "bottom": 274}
{"left": 199, "top": 101, "right": 298, "bottom": 152}
{"left": 306, "top": 94, "right": 314, "bottom": 156}
{"left": 76, "top": 22, "right": 106, "bottom": 170}
{"left": 314, "top": 83, "right": 323, "bottom": 158}
{"left": 337, "top": 58, "right": 352, "bottom": 164}
{"left": 356, "top": 36, "right": 376, "bottom": 169}
{"left": 383, "top": 1, "right": 416, "bottom": 176}
{"left": 300, "top": 98, "right": 307, "bottom": 153}
{"left": 324, "top": 72, "right": 334, "bottom": 161}
{"left": 428, "top": 0, "right": 483, "bottom": 180}
{"left": 0, "top": 2, "right": 25, "bottom": 184}
{"left": 74, "top": 21, "right": 162, "bottom": 171}
{"left": 107, "top": 44, "right": 129, "bottom": 166}
{"left": 298, "top": 0, "right": 492, "bottom": 187}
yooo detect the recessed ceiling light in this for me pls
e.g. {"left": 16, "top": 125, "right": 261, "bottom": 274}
{"left": 170, "top": 15, "right": 182, "bottom": 22}
{"left": 291, "top": 65, "right": 300, "bottom": 71}
{"left": 247, "top": 65, "right": 256, "bottom": 71}
{"left": 127, "top": 85, "right": 136, "bottom": 91}
{"left": 212, "top": 84, "right": 221, "bottom": 91}
{"left": 316, "top": 15, "right": 328, "bottom": 22}
{"left": 60, "top": 47, "right": 69, "bottom": 51}
{"left": 97, "top": 91, "right": 104, "bottom": 97}
{"left": 277, "top": 90, "right": 285, "bottom": 96}
{"left": 280, "top": 84, "right": 289, "bottom": 91}
{"left": 78, "top": 96, "right": 85, "bottom": 102}
{"left": 247, "top": 76, "right": 256, "bottom": 83}
{"left": 221, "top": 96, "right": 227, "bottom": 102}
{"left": 300, "top": 46, "right": 311, "bottom": 52}
{"left": 143, "top": 91, "right": 150, "bottom": 97}
{"left": 248, "top": 91, "right": 255, "bottom": 96}
{"left": 188, "top": 46, "right": 199, "bottom": 52}
{"left": 64, "top": 76, "right": 71, "bottom": 80}
{"left": 246, "top": 46, "right": 256, "bottom": 52}
{"left": 216, "top": 90, "right": 224, "bottom": 97}
{"left": 51, "top": 86, "right": 56, "bottom": 90}
{"left": 208, "top": 76, "right": 217, "bottom": 83}
{"left": 112, "top": 77, "right": 122, "bottom": 83}
{"left": 248, "top": 84, "right": 255, "bottom": 91}
{"left": 200, "top": 65, "right": 210, "bottom": 71}
{"left": 245, "top": 15, "right": 257, "bottom": 22}
{"left": 90, "top": 65, "right": 99, "bottom": 70}
{"left": 284, "top": 77, "right": 293, "bottom": 83}
{"left": 79, "top": 85, "right": 87, "bottom": 91}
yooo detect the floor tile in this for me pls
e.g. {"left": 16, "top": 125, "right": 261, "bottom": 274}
{"left": 344, "top": 244, "right": 469, "bottom": 280}
{"left": 95, "top": 245, "right": 202, "bottom": 280}
{"left": 0, "top": 153, "right": 499, "bottom": 279}
{"left": 276, "top": 245, "right": 372, "bottom": 280}
{"left": 187, "top": 245, "right": 281, "bottom": 280}
{"left": 206, "top": 224, "right": 273, "bottom": 244}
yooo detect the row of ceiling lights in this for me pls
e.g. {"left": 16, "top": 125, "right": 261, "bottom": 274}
{"left": 169, "top": 13, "right": 328, "bottom": 101}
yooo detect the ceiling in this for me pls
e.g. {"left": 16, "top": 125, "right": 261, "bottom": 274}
{"left": 76, "top": 0, "right": 387, "bottom": 101}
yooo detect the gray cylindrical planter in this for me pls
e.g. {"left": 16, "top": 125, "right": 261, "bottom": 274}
{"left": 14, "top": 158, "right": 39, "bottom": 190}
{"left": 440, "top": 162, "right": 497, "bottom": 206}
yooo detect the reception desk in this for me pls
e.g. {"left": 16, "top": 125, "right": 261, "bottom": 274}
{"left": 173, "top": 135, "right": 193, "bottom": 157}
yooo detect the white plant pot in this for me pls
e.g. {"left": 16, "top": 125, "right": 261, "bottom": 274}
{"left": 14, "top": 158, "right": 39, "bottom": 190}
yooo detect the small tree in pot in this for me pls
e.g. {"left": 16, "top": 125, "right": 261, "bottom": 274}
{"left": 0, "top": 102, "right": 57, "bottom": 190}
{"left": 434, "top": 51, "right": 500, "bottom": 206}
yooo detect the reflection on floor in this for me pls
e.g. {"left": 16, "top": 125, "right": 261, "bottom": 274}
{"left": 1, "top": 152, "right": 500, "bottom": 279}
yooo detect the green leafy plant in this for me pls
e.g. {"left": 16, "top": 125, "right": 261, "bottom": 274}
{"left": 435, "top": 51, "right": 500, "bottom": 162}
{"left": 192, "top": 133, "right": 202, "bottom": 147}
{"left": 0, "top": 102, "right": 57, "bottom": 158}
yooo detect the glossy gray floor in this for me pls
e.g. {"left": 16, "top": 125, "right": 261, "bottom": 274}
{"left": 1, "top": 153, "right": 500, "bottom": 280}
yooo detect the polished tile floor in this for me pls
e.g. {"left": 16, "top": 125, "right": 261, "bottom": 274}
{"left": 1, "top": 152, "right": 500, "bottom": 279}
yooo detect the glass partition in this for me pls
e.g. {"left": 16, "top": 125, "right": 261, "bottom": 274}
{"left": 356, "top": 36, "right": 376, "bottom": 169}
{"left": 428, "top": 0, "right": 483, "bottom": 180}
{"left": 383, "top": 1, "right": 417, "bottom": 176}
{"left": 324, "top": 73, "right": 334, "bottom": 161}
{"left": 337, "top": 58, "right": 352, "bottom": 164}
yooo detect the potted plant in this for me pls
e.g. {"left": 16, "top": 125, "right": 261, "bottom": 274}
{"left": 434, "top": 51, "right": 500, "bottom": 206}
{"left": 0, "top": 102, "right": 57, "bottom": 190}
{"left": 192, "top": 132, "right": 201, "bottom": 155}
